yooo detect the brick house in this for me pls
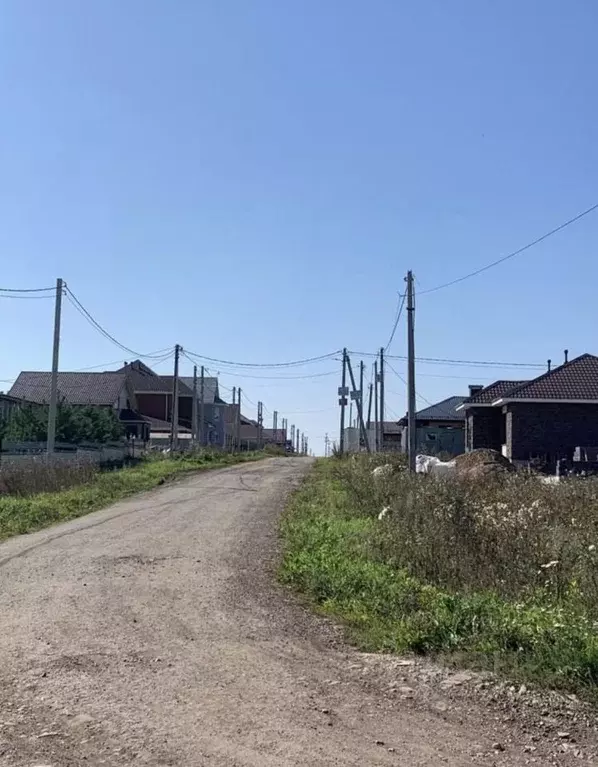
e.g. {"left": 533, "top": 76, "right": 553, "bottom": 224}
{"left": 458, "top": 354, "right": 598, "bottom": 462}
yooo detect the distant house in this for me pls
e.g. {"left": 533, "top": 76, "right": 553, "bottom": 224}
{"left": 399, "top": 396, "right": 466, "bottom": 456}
{"left": 457, "top": 353, "right": 598, "bottom": 462}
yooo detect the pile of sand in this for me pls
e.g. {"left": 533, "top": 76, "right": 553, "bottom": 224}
{"left": 454, "top": 449, "right": 515, "bottom": 480}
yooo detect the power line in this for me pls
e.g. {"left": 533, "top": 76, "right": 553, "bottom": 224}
{"left": 419, "top": 201, "right": 598, "bottom": 296}
{"left": 386, "top": 361, "right": 433, "bottom": 407}
{"left": 0, "top": 293, "right": 54, "bottom": 300}
{"left": 65, "top": 287, "right": 172, "bottom": 360}
{"left": 350, "top": 350, "right": 545, "bottom": 369}
{"left": 183, "top": 349, "right": 341, "bottom": 369}
{"left": 0, "top": 286, "right": 55, "bottom": 293}
{"left": 385, "top": 292, "right": 406, "bottom": 352}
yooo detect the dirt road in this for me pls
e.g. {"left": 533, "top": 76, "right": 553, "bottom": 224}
{"left": 1, "top": 458, "right": 596, "bottom": 766}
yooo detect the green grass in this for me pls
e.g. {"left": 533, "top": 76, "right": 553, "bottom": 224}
{"left": 280, "top": 459, "right": 598, "bottom": 696}
{"left": 0, "top": 451, "right": 265, "bottom": 542}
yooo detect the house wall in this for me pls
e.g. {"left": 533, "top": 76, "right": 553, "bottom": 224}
{"left": 466, "top": 408, "right": 502, "bottom": 452}
{"left": 416, "top": 422, "right": 464, "bottom": 456}
{"left": 136, "top": 393, "right": 168, "bottom": 421}
{"left": 507, "top": 402, "right": 598, "bottom": 461}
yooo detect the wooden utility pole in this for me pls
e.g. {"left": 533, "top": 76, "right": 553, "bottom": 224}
{"left": 170, "top": 344, "right": 181, "bottom": 451}
{"left": 374, "top": 359, "right": 379, "bottom": 452}
{"left": 47, "top": 277, "right": 63, "bottom": 455}
{"left": 379, "top": 347, "right": 385, "bottom": 452}
{"left": 192, "top": 365, "right": 198, "bottom": 445}
{"left": 406, "top": 270, "right": 417, "bottom": 471}
{"left": 338, "top": 348, "right": 348, "bottom": 454}
{"left": 199, "top": 365, "right": 205, "bottom": 447}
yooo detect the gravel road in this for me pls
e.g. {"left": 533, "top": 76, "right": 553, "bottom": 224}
{"left": 1, "top": 457, "right": 597, "bottom": 766}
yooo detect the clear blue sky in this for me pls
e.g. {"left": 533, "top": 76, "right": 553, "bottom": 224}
{"left": 1, "top": 0, "right": 597, "bottom": 454}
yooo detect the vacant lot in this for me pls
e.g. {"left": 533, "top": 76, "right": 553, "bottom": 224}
{"left": 280, "top": 456, "right": 598, "bottom": 696}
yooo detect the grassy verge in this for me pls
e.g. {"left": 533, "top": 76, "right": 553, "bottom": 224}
{"left": 280, "top": 459, "right": 598, "bottom": 697}
{"left": 0, "top": 451, "right": 265, "bottom": 542}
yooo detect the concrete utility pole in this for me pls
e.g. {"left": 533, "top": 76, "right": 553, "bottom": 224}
{"left": 366, "top": 382, "right": 373, "bottom": 430}
{"left": 324, "top": 433, "right": 330, "bottom": 457}
{"left": 379, "top": 347, "right": 385, "bottom": 452}
{"left": 406, "top": 270, "right": 417, "bottom": 471}
{"left": 359, "top": 361, "right": 365, "bottom": 444}
{"left": 296, "top": 429, "right": 300, "bottom": 455}
{"left": 192, "top": 365, "right": 198, "bottom": 445}
{"left": 232, "top": 387, "right": 237, "bottom": 452}
{"left": 170, "top": 344, "right": 181, "bottom": 451}
{"left": 346, "top": 354, "right": 370, "bottom": 452}
{"left": 282, "top": 417, "right": 287, "bottom": 444}
{"left": 47, "top": 277, "right": 64, "bottom": 455}
{"left": 257, "top": 402, "right": 263, "bottom": 449}
{"left": 236, "top": 387, "right": 242, "bottom": 453}
{"left": 199, "top": 365, "right": 205, "bottom": 447}
{"left": 304, "top": 436, "right": 308, "bottom": 455}
{"left": 273, "top": 410, "right": 278, "bottom": 444}
{"left": 338, "top": 348, "right": 348, "bottom": 454}
{"left": 374, "top": 359, "right": 379, "bottom": 452}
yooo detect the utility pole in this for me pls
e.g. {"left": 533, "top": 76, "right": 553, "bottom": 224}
{"left": 169, "top": 344, "right": 181, "bottom": 451}
{"left": 366, "top": 382, "right": 373, "bottom": 430}
{"left": 346, "top": 354, "right": 370, "bottom": 452}
{"left": 379, "top": 347, "right": 385, "bottom": 453}
{"left": 324, "top": 433, "right": 330, "bottom": 457}
{"left": 192, "top": 365, "right": 198, "bottom": 446}
{"left": 236, "top": 387, "right": 242, "bottom": 452}
{"left": 257, "top": 401, "right": 263, "bottom": 449}
{"left": 374, "top": 360, "right": 379, "bottom": 452}
{"left": 296, "top": 429, "right": 300, "bottom": 455}
{"left": 338, "top": 348, "right": 348, "bottom": 454}
{"left": 290, "top": 424, "right": 295, "bottom": 451}
{"left": 232, "top": 387, "right": 237, "bottom": 452}
{"left": 406, "top": 270, "right": 417, "bottom": 471}
{"left": 273, "top": 410, "right": 278, "bottom": 445}
{"left": 47, "top": 277, "right": 63, "bottom": 455}
{"left": 282, "top": 417, "right": 287, "bottom": 444}
{"left": 304, "top": 435, "right": 308, "bottom": 455}
{"left": 199, "top": 365, "right": 205, "bottom": 447}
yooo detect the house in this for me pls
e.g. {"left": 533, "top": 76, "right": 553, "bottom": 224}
{"left": 458, "top": 382, "right": 527, "bottom": 454}
{"left": 399, "top": 396, "right": 466, "bottom": 456}
{"left": 8, "top": 370, "right": 150, "bottom": 440}
{"left": 121, "top": 361, "right": 224, "bottom": 446}
{"left": 381, "top": 421, "right": 403, "bottom": 450}
{"left": 457, "top": 353, "right": 598, "bottom": 463}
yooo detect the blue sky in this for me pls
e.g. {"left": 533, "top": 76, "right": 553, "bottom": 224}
{"left": 1, "top": 0, "right": 597, "bottom": 453}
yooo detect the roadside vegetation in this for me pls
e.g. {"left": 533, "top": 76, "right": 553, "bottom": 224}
{"left": 280, "top": 456, "right": 598, "bottom": 697}
{"left": 0, "top": 450, "right": 265, "bottom": 541}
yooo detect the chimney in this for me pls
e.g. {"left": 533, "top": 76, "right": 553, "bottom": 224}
{"left": 547, "top": 359, "right": 552, "bottom": 372}
{"left": 468, "top": 384, "right": 483, "bottom": 398}
{"left": 564, "top": 349, "right": 569, "bottom": 364}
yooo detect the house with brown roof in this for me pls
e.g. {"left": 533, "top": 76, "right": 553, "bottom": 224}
{"left": 458, "top": 353, "right": 598, "bottom": 462}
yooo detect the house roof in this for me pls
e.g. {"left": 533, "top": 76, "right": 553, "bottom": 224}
{"left": 9, "top": 372, "right": 127, "bottom": 406}
{"left": 411, "top": 396, "right": 466, "bottom": 422}
{"left": 463, "top": 380, "right": 529, "bottom": 406}
{"left": 120, "top": 361, "right": 194, "bottom": 396}
{"left": 179, "top": 376, "right": 219, "bottom": 403}
{"left": 497, "top": 354, "right": 598, "bottom": 401}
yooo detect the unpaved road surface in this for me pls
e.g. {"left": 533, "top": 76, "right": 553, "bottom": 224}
{"left": 1, "top": 458, "right": 597, "bottom": 766}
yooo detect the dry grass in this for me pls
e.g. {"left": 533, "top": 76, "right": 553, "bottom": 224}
{"left": 0, "top": 459, "right": 99, "bottom": 497}
{"left": 280, "top": 457, "right": 598, "bottom": 695}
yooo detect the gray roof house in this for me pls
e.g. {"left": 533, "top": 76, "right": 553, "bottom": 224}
{"left": 399, "top": 395, "right": 466, "bottom": 456}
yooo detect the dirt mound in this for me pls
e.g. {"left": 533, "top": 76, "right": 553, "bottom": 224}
{"left": 454, "top": 449, "right": 515, "bottom": 480}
